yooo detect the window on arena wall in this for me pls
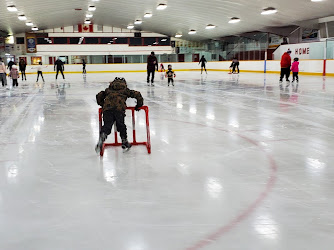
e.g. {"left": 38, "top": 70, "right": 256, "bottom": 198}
{"left": 129, "top": 38, "right": 142, "bottom": 46}
{"left": 70, "top": 37, "right": 80, "bottom": 44}
{"left": 16, "top": 37, "right": 25, "bottom": 44}
{"left": 159, "top": 38, "right": 171, "bottom": 46}
{"left": 54, "top": 37, "right": 68, "bottom": 44}
{"left": 143, "top": 38, "right": 156, "bottom": 46}
{"left": 100, "top": 37, "right": 114, "bottom": 44}
{"left": 37, "top": 38, "right": 49, "bottom": 44}
{"left": 114, "top": 38, "right": 128, "bottom": 44}
{"left": 85, "top": 37, "right": 99, "bottom": 44}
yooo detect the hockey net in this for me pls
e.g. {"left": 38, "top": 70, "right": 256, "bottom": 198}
{"left": 98, "top": 106, "right": 151, "bottom": 156}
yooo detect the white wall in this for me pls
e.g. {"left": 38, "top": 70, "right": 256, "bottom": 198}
{"left": 35, "top": 44, "right": 173, "bottom": 56}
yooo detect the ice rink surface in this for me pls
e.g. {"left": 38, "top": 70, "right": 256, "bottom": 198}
{"left": 0, "top": 71, "right": 334, "bottom": 250}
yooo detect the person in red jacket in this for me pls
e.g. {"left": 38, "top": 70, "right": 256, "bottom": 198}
{"left": 279, "top": 49, "right": 292, "bottom": 87}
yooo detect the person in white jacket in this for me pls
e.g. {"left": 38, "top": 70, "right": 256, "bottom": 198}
{"left": 0, "top": 57, "right": 7, "bottom": 87}
{"left": 32, "top": 62, "right": 47, "bottom": 82}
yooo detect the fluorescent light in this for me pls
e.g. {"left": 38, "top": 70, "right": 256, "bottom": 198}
{"left": 84, "top": 20, "right": 91, "bottom": 24}
{"left": 157, "top": 4, "right": 167, "bottom": 10}
{"left": 261, "top": 7, "right": 277, "bottom": 15}
{"left": 206, "top": 24, "right": 216, "bottom": 29}
{"left": 127, "top": 24, "right": 134, "bottom": 29}
{"left": 5, "top": 53, "right": 10, "bottom": 56}
{"left": 7, "top": 5, "right": 17, "bottom": 12}
{"left": 161, "top": 39, "right": 167, "bottom": 41}
{"left": 31, "top": 27, "right": 39, "bottom": 31}
{"left": 92, "top": 0, "right": 100, "bottom": 1}
{"left": 228, "top": 17, "right": 240, "bottom": 23}
{"left": 188, "top": 30, "right": 196, "bottom": 35}
{"left": 175, "top": 34, "right": 182, "bottom": 38}
{"left": 134, "top": 20, "right": 142, "bottom": 25}
{"left": 86, "top": 13, "right": 93, "bottom": 18}
{"left": 26, "top": 22, "right": 33, "bottom": 26}
{"left": 311, "top": 0, "right": 323, "bottom": 1}
{"left": 144, "top": 13, "right": 152, "bottom": 18}
{"left": 18, "top": 15, "right": 27, "bottom": 21}
{"left": 88, "top": 6, "right": 96, "bottom": 11}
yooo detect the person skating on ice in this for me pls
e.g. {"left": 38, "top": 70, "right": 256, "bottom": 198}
{"left": 19, "top": 59, "right": 27, "bottom": 81}
{"left": 0, "top": 57, "right": 7, "bottom": 87}
{"left": 95, "top": 77, "right": 144, "bottom": 153}
{"left": 7, "top": 60, "right": 15, "bottom": 71}
{"left": 199, "top": 55, "right": 207, "bottom": 74}
{"left": 147, "top": 51, "right": 158, "bottom": 85}
{"left": 33, "top": 62, "right": 47, "bottom": 83}
{"left": 9, "top": 65, "right": 19, "bottom": 87}
{"left": 230, "top": 57, "right": 240, "bottom": 74}
{"left": 82, "top": 59, "right": 86, "bottom": 74}
{"left": 165, "top": 64, "right": 176, "bottom": 86}
{"left": 291, "top": 57, "right": 299, "bottom": 85}
{"left": 54, "top": 58, "right": 65, "bottom": 80}
{"left": 279, "top": 49, "right": 292, "bottom": 88}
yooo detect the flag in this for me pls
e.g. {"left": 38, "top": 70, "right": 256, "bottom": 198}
{"left": 78, "top": 24, "right": 94, "bottom": 33}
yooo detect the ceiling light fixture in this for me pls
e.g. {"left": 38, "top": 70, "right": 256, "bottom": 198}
{"left": 228, "top": 17, "right": 240, "bottom": 23}
{"left": 31, "top": 27, "right": 39, "bottom": 31}
{"left": 7, "top": 5, "right": 18, "bottom": 12}
{"left": 84, "top": 19, "right": 91, "bottom": 24}
{"left": 18, "top": 15, "right": 27, "bottom": 21}
{"left": 157, "top": 4, "right": 167, "bottom": 10}
{"left": 127, "top": 24, "right": 134, "bottom": 29}
{"left": 206, "top": 24, "right": 216, "bottom": 29}
{"left": 86, "top": 13, "right": 93, "bottom": 18}
{"left": 88, "top": 6, "right": 96, "bottom": 11}
{"left": 261, "top": 7, "right": 277, "bottom": 15}
{"left": 134, "top": 20, "right": 142, "bottom": 25}
{"left": 175, "top": 34, "right": 182, "bottom": 38}
{"left": 144, "top": 13, "right": 153, "bottom": 18}
{"left": 26, "top": 22, "right": 33, "bottom": 26}
{"left": 188, "top": 29, "right": 197, "bottom": 35}
{"left": 311, "top": 0, "right": 323, "bottom": 1}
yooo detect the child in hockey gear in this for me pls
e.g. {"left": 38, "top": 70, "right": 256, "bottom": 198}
{"left": 291, "top": 58, "right": 299, "bottom": 84}
{"left": 95, "top": 77, "right": 144, "bottom": 153}
{"left": 199, "top": 55, "right": 207, "bottom": 74}
{"left": 9, "top": 65, "right": 19, "bottom": 87}
{"left": 165, "top": 65, "right": 176, "bottom": 86}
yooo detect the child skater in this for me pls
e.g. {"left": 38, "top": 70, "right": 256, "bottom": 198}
{"left": 165, "top": 64, "right": 176, "bottom": 86}
{"left": 33, "top": 62, "right": 47, "bottom": 82}
{"left": 291, "top": 58, "right": 299, "bottom": 84}
{"left": 9, "top": 65, "right": 19, "bottom": 87}
{"left": 95, "top": 77, "right": 144, "bottom": 153}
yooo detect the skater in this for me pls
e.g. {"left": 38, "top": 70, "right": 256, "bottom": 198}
{"left": 147, "top": 51, "right": 158, "bottom": 85}
{"left": 165, "top": 64, "right": 176, "bottom": 86}
{"left": 230, "top": 57, "right": 240, "bottom": 74}
{"left": 54, "top": 58, "right": 65, "bottom": 80}
{"left": 279, "top": 49, "right": 292, "bottom": 87}
{"left": 82, "top": 59, "right": 86, "bottom": 74}
{"left": 199, "top": 55, "right": 207, "bottom": 74}
{"left": 33, "top": 62, "right": 47, "bottom": 82}
{"left": 0, "top": 57, "right": 7, "bottom": 87}
{"left": 291, "top": 57, "right": 299, "bottom": 84}
{"left": 7, "top": 60, "right": 15, "bottom": 71}
{"left": 9, "top": 65, "right": 19, "bottom": 87}
{"left": 160, "top": 63, "right": 165, "bottom": 72}
{"left": 19, "top": 59, "right": 27, "bottom": 81}
{"left": 95, "top": 77, "right": 144, "bottom": 153}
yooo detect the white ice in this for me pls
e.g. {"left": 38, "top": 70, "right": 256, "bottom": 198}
{"left": 0, "top": 71, "right": 334, "bottom": 250}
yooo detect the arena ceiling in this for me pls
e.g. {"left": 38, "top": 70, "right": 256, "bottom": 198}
{"left": 0, "top": 0, "right": 333, "bottom": 40}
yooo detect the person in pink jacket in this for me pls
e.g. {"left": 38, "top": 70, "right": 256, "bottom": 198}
{"left": 291, "top": 57, "right": 299, "bottom": 84}
{"left": 9, "top": 65, "right": 20, "bottom": 87}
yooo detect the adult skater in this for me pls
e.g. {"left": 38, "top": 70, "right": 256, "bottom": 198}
{"left": 82, "top": 59, "right": 86, "bottom": 74}
{"left": 147, "top": 51, "right": 158, "bottom": 86}
{"left": 54, "top": 58, "right": 65, "bottom": 80}
{"left": 279, "top": 49, "right": 292, "bottom": 88}
{"left": 199, "top": 55, "right": 207, "bottom": 74}
{"left": 230, "top": 57, "right": 240, "bottom": 74}
{"left": 95, "top": 77, "right": 144, "bottom": 153}
{"left": 19, "top": 59, "right": 27, "bottom": 81}
{"left": 0, "top": 57, "right": 7, "bottom": 87}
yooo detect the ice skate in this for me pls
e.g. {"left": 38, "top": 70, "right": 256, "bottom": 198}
{"left": 95, "top": 132, "right": 107, "bottom": 154}
{"left": 121, "top": 139, "right": 132, "bottom": 152}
